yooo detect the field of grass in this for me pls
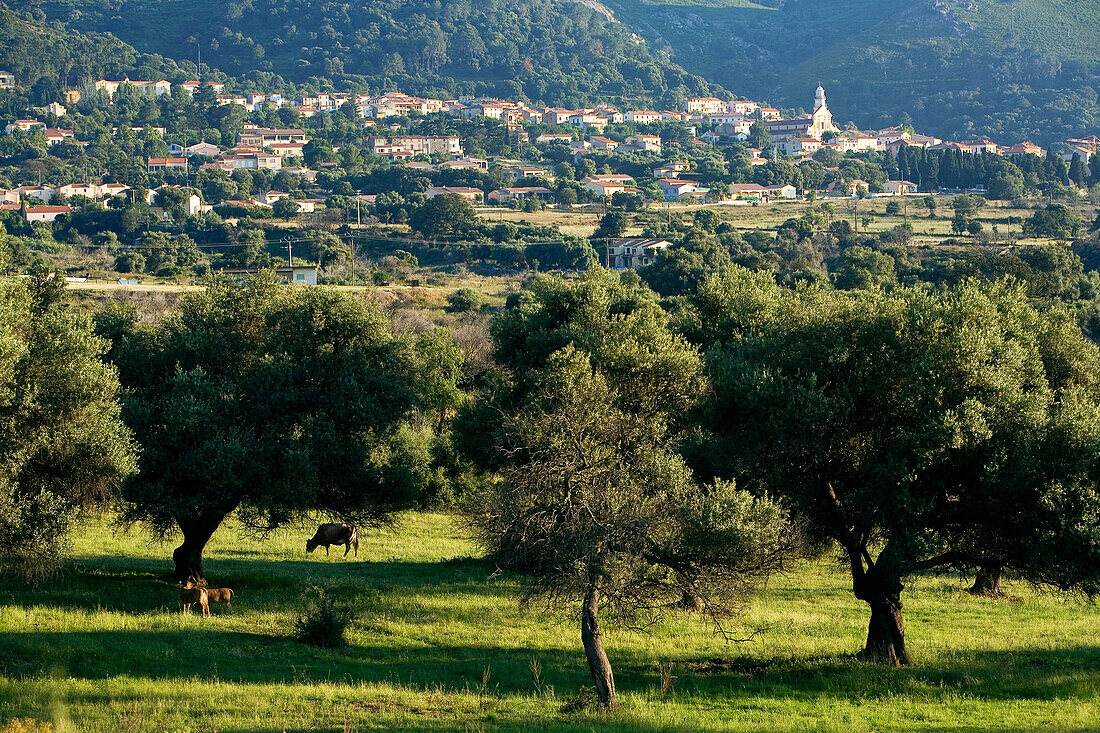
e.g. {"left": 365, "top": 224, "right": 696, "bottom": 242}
{"left": 1, "top": 512, "right": 1098, "bottom": 732}
{"left": 474, "top": 196, "right": 1079, "bottom": 248}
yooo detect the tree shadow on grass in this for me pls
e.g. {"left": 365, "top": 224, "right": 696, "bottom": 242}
{"left": 0, "top": 628, "right": 584, "bottom": 693}
{"left": 667, "top": 646, "right": 1100, "bottom": 704}
{"left": 0, "top": 555, "right": 496, "bottom": 615}
{"left": 2, "top": 620, "right": 1098, "bottom": 702}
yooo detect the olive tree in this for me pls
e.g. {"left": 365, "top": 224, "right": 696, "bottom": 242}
{"left": 687, "top": 270, "right": 1100, "bottom": 664}
{"left": 100, "top": 275, "right": 455, "bottom": 582}
{"left": 0, "top": 278, "right": 136, "bottom": 578}
{"left": 458, "top": 271, "right": 797, "bottom": 706}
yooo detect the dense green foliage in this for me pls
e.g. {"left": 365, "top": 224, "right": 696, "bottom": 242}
{"left": 0, "top": 7, "right": 140, "bottom": 98}
{"left": 23, "top": 0, "right": 718, "bottom": 107}
{"left": 97, "top": 275, "right": 463, "bottom": 580}
{"left": 683, "top": 270, "right": 1100, "bottom": 663}
{"left": 0, "top": 276, "right": 135, "bottom": 578}
{"left": 460, "top": 271, "right": 794, "bottom": 705}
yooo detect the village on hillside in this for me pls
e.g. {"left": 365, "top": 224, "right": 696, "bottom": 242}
{"left": 0, "top": 70, "right": 1096, "bottom": 288}
{"left": 2, "top": 76, "right": 1095, "bottom": 220}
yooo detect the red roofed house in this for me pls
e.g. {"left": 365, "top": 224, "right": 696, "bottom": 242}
{"left": 25, "top": 205, "right": 72, "bottom": 223}
{"left": 147, "top": 157, "right": 188, "bottom": 172}
{"left": 426, "top": 186, "right": 485, "bottom": 203}
{"left": 487, "top": 187, "right": 553, "bottom": 203}
{"left": 882, "top": 180, "right": 919, "bottom": 196}
{"left": 685, "top": 97, "right": 725, "bottom": 115}
{"left": 626, "top": 111, "right": 661, "bottom": 125}
{"left": 729, "top": 183, "right": 771, "bottom": 201}
{"left": 44, "top": 129, "right": 75, "bottom": 146}
{"left": 1002, "top": 141, "right": 1045, "bottom": 158}
{"left": 5, "top": 119, "right": 45, "bottom": 134}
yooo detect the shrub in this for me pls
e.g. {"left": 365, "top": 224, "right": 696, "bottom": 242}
{"left": 446, "top": 287, "right": 482, "bottom": 313}
{"left": 294, "top": 587, "right": 355, "bottom": 648}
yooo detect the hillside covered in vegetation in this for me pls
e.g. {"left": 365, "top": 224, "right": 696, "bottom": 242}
{"left": 605, "top": 0, "right": 1100, "bottom": 144}
{"left": 12, "top": 0, "right": 1098, "bottom": 140}
{"left": 15, "top": 0, "right": 720, "bottom": 108}
{"left": 0, "top": 6, "right": 200, "bottom": 106}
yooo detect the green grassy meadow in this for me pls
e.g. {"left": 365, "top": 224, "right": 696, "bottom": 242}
{"left": 1, "top": 513, "right": 1098, "bottom": 732}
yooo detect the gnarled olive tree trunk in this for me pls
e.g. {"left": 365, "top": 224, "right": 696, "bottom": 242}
{"left": 969, "top": 564, "right": 1005, "bottom": 597}
{"left": 851, "top": 554, "right": 910, "bottom": 666}
{"left": 163, "top": 512, "right": 226, "bottom": 584}
{"left": 581, "top": 579, "right": 616, "bottom": 707}
{"left": 675, "top": 575, "right": 705, "bottom": 612}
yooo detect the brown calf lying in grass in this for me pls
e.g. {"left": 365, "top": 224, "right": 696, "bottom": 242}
{"left": 180, "top": 581, "right": 209, "bottom": 617}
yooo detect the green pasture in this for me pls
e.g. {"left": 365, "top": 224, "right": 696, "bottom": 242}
{"left": 1, "top": 513, "right": 1097, "bottom": 732}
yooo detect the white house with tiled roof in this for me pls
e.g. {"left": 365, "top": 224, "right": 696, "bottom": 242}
{"left": 609, "top": 238, "right": 671, "bottom": 268}
{"left": 626, "top": 111, "right": 661, "bottom": 125}
{"left": 1002, "top": 141, "right": 1045, "bottom": 157}
{"left": 685, "top": 97, "right": 725, "bottom": 115}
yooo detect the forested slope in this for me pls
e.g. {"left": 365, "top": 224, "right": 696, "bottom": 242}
{"left": 605, "top": 0, "right": 1100, "bottom": 144}
{"left": 0, "top": 6, "right": 194, "bottom": 105}
{"left": 0, "top": 7, "right": 135, "bottom": 97}
{"left": 16, "top": 0, "right": 720, "bottom": 108}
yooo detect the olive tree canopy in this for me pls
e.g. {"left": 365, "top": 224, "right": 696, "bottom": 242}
{"left": 687, "top": 269, "right": 1100, "bottom": 664}
{"left": 459, "top": 271, "right": 798, "bottom": 706}
{"left": 0, "top": 277, "right": 136, "bottom": 578}
{"left": 100, "top": 275, "right": 456, "bottom": 582}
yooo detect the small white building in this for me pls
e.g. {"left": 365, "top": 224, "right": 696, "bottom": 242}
{"left": 184, "top": 142, "right": 221, "bottom": 157}
{"left": 219, "top": 266, "right": 318, "bottom": 285}
{"left": 882, "top": 180, "right": 919, "bottom": 196}
{"left": 767, "top": 184, "right": 799, "bottom": 199}
{"left": 626, "top": 134, "right": 662, "bottom": 153}
{"left": 626, "top": 111, "right": 661, "bottom": 125}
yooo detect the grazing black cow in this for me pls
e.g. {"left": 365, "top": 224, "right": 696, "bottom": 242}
{"left": 306, "top": 523, "right": 358, "bottom": 557}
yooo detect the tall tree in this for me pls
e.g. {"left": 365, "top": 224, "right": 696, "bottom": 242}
{"left": 100, "top": 275, "right": 440, "bottom": 582}
{"left": 459, "top": 271, "right": 795, "bottom": 706}
{"left": 687, "top": 270, "right": 1100, "bottom": 664}
{"left": 0, "top": 277, "right": 136, "bottom": 578}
